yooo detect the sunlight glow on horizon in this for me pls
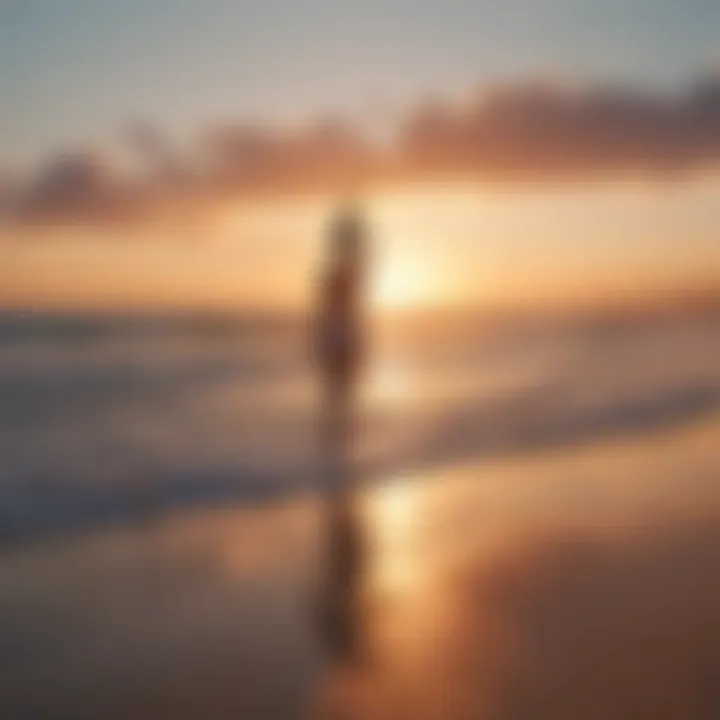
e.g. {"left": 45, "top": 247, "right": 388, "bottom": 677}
{"left": 1, "top": 179, "right": 719, "bottom": 312}
{"left": 370, "top": 250, "right": 447, "bottom": 310}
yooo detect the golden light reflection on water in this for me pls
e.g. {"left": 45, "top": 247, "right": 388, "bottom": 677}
{"left": 316, "top": 419, "right": 720, "bottom": 720}
{"left": 364, "top": 476, "right": 428, "bottom": 595}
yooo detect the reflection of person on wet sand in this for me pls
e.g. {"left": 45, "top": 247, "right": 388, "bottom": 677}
{"left": 314, "top": 202, "right": 367, "bottom": 665}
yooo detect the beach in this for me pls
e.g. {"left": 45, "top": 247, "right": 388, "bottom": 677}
{"left": 1, "top": 415, "right": 719, "bottom": 718}
{"left": 0, "top": 307, "right": 718, "bottom": 718}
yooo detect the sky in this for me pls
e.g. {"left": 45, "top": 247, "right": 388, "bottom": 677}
{"left": 3, "top": 0, "right": 720, "bottom": 165}
{"left": 1, "top": 0, "right": 720, "bottom": 310}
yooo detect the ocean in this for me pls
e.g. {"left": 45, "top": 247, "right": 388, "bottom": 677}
{"left": 0, "top": 305, "right": 717, "bottom": 541}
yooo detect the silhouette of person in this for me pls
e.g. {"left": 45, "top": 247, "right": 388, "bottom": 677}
{"left": 314, "top": 202, "right": 368, "bottom": 664}
{"left": 316, "top": 202, "right": 366, "bottom": 404}
{"left": 315, "top": 202, "right": 367, "bottom": 492}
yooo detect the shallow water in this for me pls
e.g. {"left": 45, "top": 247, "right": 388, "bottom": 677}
{"left": 0, "top": 308, "right": 718, "bottom": 539}
{"left": 323, "top": 418, "right": 720, "bottom": 719}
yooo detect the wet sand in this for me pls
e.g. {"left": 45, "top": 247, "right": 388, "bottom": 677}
{"left": 319, "top": 417, "right": 720, "bottom": 719}
{"left": 1, "top": 417, "right": 719, "bottom": 719}
{"left": 0, "top": 502, "right": 323, "bottom": 720}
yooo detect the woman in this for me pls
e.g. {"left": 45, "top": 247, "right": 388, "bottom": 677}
{"left": 316, "top": 202, "right": 366, "bottom": 402}
{"left": 315, "top": 202, "right": 367, "bottom": 486}
{"left": 314, "top": 202, "right": 368, "bottom": 664}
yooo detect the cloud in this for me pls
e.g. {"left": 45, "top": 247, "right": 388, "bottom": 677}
{"left": 201, "top": 119, "right": 382, "bottom": 195}
{"left": 2, "top": 74, "right": 720, "bottom": 229}
{"left": 6, "top": 151, "right": 150, "bottom": 227}
{"left": 401, "top": 75, "right": 720, "bottom": 180}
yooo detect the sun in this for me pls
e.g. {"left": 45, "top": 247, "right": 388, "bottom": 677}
{"left": 370, "top": 251, "right": 441, "bottom": 310}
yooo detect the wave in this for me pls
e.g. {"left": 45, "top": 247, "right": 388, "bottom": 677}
{"left": 0, "top": 307, "right": 717, "bottom": 544}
